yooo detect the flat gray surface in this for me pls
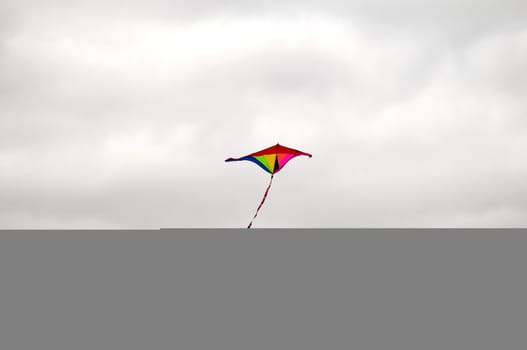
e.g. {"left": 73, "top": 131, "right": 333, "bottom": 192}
{"left": 1, "top": 229, "right": 526, "bottom": 349}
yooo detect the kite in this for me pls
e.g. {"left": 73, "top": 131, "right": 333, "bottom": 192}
{"left": 225, "top": 143, "right": 312, "bottom": 228}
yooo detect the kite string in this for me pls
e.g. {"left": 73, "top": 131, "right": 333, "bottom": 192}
{"left": 247, "top": 174, "right": 274, "bottom": 229}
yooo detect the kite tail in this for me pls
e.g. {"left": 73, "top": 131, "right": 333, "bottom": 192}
{"left": 247, "top": 174, "right": 274, "bottom": 229}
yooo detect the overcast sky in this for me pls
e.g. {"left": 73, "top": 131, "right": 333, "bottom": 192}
{"left": 1, "top": 1, "right": 526, "bottom": 228}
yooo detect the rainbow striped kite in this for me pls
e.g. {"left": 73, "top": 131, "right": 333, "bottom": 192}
{"left": 226, "top": 143, "right": 312, "bottom": 228}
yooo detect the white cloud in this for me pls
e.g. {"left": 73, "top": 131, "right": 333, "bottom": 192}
{"left": 1, "top": 1, "right": 526, "bottom": 227}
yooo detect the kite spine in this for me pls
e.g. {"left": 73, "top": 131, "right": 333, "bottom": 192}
{"left": 247, "top": 174, "right": 274, "bottom": 229}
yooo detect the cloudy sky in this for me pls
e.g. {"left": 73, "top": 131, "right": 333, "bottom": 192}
{"left": 1, "top": 1, "right": 526, "bottom": 228}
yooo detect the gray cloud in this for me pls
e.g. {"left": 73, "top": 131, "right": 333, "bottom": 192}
{"left": 1, "top": 1, "right": 526, "bottom": 227}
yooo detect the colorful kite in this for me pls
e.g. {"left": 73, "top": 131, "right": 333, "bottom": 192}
{"left": 226, "top": 143, "right": 312, "bottom": 228}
